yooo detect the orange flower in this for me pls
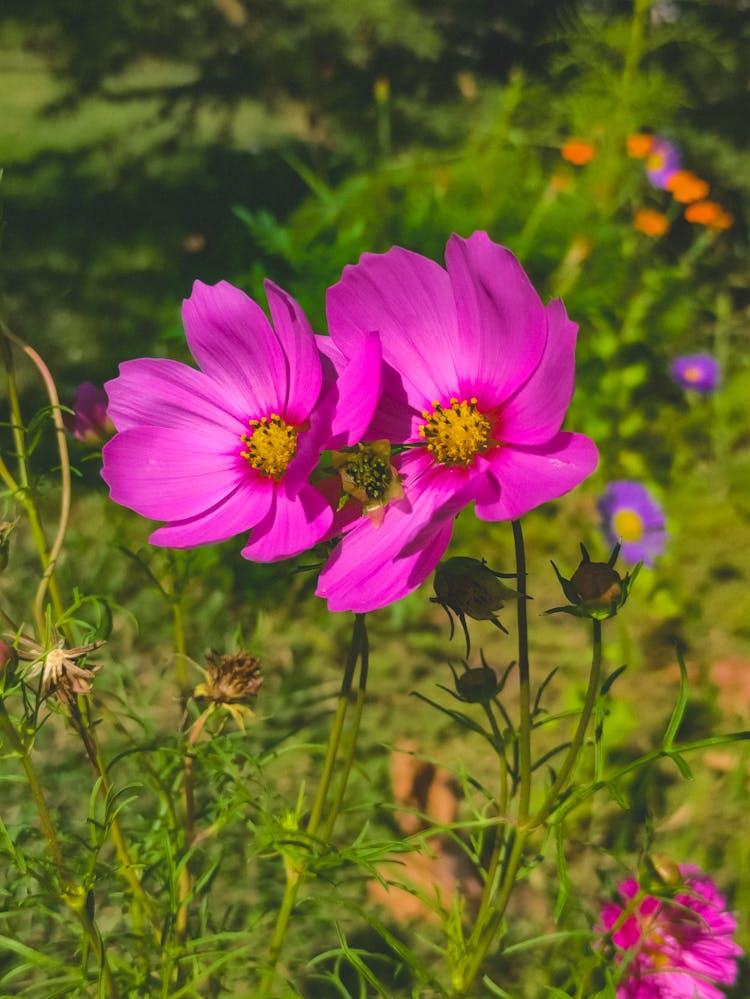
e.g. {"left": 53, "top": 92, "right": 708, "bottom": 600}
{"left": 633, "top": 208, "right": 670, "bottom": 237}
{"left": 684, "top": 200, "right": 734, "bottom": 231}
{"left": 561, "top": 139, "right": 596, "bottom": 166}
{"left": 665, "top": 170, "right": 710, "bottom": 204}
{"left": 627, "top": 132, "right": 654, "bottom": 158}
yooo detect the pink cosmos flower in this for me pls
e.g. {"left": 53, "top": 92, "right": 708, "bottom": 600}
{"left": 102, "top": 279, "right": 381, "bottom": 561}
{"left": 64, "top": 382, "right": 114, "bottom": 444}
{"left": 316, "top": 232, "right": 599, "bottom": 612}
{"left": 599, "top": 865, "right": 741, "bottom": 998}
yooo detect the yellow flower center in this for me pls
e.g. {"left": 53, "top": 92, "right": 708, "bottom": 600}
{"left": 419, "top": 397, "right": 493, "bottom": 467}
{"left": 612, "top": 509, "right": 644, "bottom": 542}
{"left": 240, "top": 413, "right": 299, "bottom": 480}
{"left": 684, "top": 366, "right": 701, "bottom": 382}
{"left": 647, "top": 152, "right": 665, "bottom": 171}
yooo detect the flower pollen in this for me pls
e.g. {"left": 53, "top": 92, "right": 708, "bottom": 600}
{"left": 420, "top": 397, "right": 492, "bottom": 467}
{"left": 613, "top": 508, "right": 643, "bottom": 542}
{"left": 241, "top": 413, "right": 299, "bottom": 480}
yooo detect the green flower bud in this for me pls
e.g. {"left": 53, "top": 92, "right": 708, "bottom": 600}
{"left": 454, "top": 663, "right": 498, "bottom": 703}
{"left": 548, "top": 543, "right": 636, "bottom": 620}
{"left": 431, "top": 556, "right": 523, "bottom": 655}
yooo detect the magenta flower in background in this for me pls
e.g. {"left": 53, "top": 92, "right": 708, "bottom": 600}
{"left": 670, "top": 353, "right": 720, "bottom": 394}
{"left": 317, "top": 231, "right": 599, "bottom": 612}
{"left": 599, "top": 865, "right": 741, "bottom": 998}
{"left": 646, "top": 136, "right": 681, "bottom": 189}
{"left": 102, "top": 280, "right": 381, "bottom": 561}
{"left": 598, "top": 480, "right": 666, "bottom": 566}
{"left": 64, "top": 382, "right": 114, "bottom": 444}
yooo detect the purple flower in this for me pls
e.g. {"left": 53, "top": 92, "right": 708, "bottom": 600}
{"left": 670, "top": 353, "right": 720, "bottom": 394}
{"left": 645, "top": 137, "right": 681, "bottom": 189}
{"left": 599, "top": 865, "right": 741, "bottom": 998}
{"left": 598, "top": 481, "right": 666, "bottom": 567}
{"left": 102, "top": 280, "right": 381, "bottom": 561}
{"left": 316, "top": 232, "right": 599, "bottom": 612}
{"left": 64, "top": 382, "right": 114, "bottom": 444}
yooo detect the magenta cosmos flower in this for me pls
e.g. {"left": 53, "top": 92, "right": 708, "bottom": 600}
{"left": 316, "top": 232, "right": 599, "bottom": 612}
{"left": 64, "top": 382, "right": 114, "bottom": 444}
{"left": 670, "top": 353, "right": 720, "bottom": 394}
{"left": 598, "top": 481, "right": 666, "bottom": 567}
{"left": 102, "top": 279, "right": 381, "bottom": 560}
{"left": 599, "top": 865, "right": 741, "bottom": 998}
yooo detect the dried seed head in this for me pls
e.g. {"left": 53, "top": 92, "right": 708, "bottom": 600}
{"left": 195, "top": 650, "right": 263, "bottom": 704}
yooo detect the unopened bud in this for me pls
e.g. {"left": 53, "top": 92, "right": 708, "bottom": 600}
{"left": 570, "top": 561, "right": 622, "bottom": 609}
{"left": 548, "top": 543, "right": 636, "bottom": 620}
{"left": 455, "top": 663, "right": 498, "bottom": 703}
{"left": 432, "top": 557, "right": 522, "bottom": 655}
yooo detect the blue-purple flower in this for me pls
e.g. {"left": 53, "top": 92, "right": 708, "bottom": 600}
{"left": 670, "top": 353, "right": 720, "bottom": 394}
{"left": 645, "top": 137, "right": 681, "bottom": 190}
{"left": 598, "top": 481, "right": 666, "bottom": 566}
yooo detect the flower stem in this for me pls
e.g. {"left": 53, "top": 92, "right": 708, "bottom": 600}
{"left": 452, "top": 521, "right": 532, "bottom": 994}
{"left": 530, "top": 618, "right": 603, "bottom": 829}
{"left": 177, "top": 707, "right": 211, "bottom": 943}
{"left": 512, "top": 518, "right": 532, "bottom": 823}
{"left": 258, "top": 613, "right": 368, "bottom": 995}
{"left": 1, "top": 325, "right": 70, "bottom": 636}
{"left": 0, "top": 698, "right": 119, "bottom": 996}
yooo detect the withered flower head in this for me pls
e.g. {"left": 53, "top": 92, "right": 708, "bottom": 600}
{"left": 431, "top": 556, "right": 523, "bottom": 655}
{"left": 194, "top": 650, "right": 263, "bottom": 728}
{"left": 332, "top": 440, "right": 404, "bottom": 528}
{"left": 548, "top": 543, "right": 637, "bottom": 620}
{"left": 12, "top": 631, "right": 105, "bottom": 705}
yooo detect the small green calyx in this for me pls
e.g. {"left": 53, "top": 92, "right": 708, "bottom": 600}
{"left": 547, "top": 543, "right": 637, "bottom": 620}
{"left": 431, "top": 556, "right": 523, "bottom": 655}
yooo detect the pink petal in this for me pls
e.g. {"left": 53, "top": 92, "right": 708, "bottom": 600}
{"left": 316, "top": 450, "right": 476, "bottom": 612}
{"left": 445, "top": 232, "right": 548, "bottom": 408}
{"left": 106, "top": 358, "right": 246, "bottom": 432}
{"left": 324, "top": 330, "right": 383, "bottom": 448}
{"left": 241, "top": 481, "right": 334, "bottom": 562}
{"left": 326, "top": 246, "right": 461, "bottom": 409}
{"left": 149, "top": 478, "right": 275, "bottom": 547}
{"left": 182, "top": 280, "right": 287, "bottom": 415}
{"left": 102, "top": 426, "right": 249, "bottom": 520}
{"left": 498, "top": 299, "right": 579, "bottom": 444}
{"left": 317, "top": 507, "right": 454, "bottom": 613}
{"left": 474, "top": 433, "right": 599, "bottom": 521}
{"left": 264, "top": 280, "right": 322, "bottom": 424}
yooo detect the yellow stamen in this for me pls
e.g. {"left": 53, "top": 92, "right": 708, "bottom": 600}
{"left": 419, "top": 397, "right": 493, "bottom": 467}
{"left": 240, "top": 413, "right": 299, "bottom": 480}
{"left": 612, "top": 509, "right": 643, "bottom": 543}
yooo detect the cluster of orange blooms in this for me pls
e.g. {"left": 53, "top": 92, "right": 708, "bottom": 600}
{"left": 627, "top": 131, "right": 734, "bottom": 236}
{"left": 559, "top": 133, "right": 734, "bottom": 237}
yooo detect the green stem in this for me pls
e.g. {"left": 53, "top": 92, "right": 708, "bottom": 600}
{"left": 622, "top": 0, "right": 652, "bottom": 95}
{"left": 258, "top": 613, "right": 368, "bottom": 995}
{"left": 1, "top": 326, "right": 70, "bottom": 636}
{"left": 0, "top": 699, "right": 119, "bottom": 996}
{"left": 530, "top": 618, "right": 603, "bottom": 829}
{"left": 172, "top": 598, "right": 189, "bottom": 705}
{"left": 511, "top": 519, "right": 532, "bottom": 823}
